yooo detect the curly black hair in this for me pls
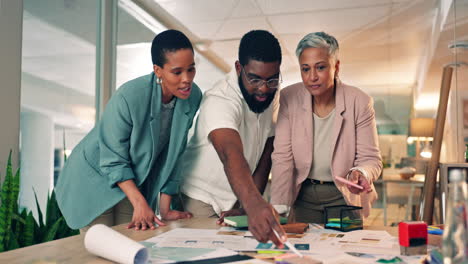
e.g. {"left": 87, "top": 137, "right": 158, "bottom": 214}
{"left": 151, "top": 29, "right": 193, "bottom": 67}
{"left": 238, "top": 30, "right": 282, "bottom": 66}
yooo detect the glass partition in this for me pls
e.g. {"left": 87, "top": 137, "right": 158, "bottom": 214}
{"left": 21, "top": 0, "right": 97, "bottom": 216}
{"left": 116, "top": 1, "right": 224, "bottom": 92}
{"left": 446, "top": 0, "right": 468, "bottom": 163}
{"left": 19, "top": 0, "right": 226, "bottom": 221}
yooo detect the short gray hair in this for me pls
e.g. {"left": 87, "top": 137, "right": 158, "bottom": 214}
{"left": 295, "top": 32, "right": 339, "bottom": 61}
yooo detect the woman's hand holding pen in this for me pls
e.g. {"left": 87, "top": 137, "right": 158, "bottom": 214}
{"left": 347, "top": 170, "right": 372, "bottom": 194}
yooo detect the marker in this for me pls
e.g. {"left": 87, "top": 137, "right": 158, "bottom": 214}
{"left": 346, "top": 252, "right": 375, "bottom": 258}
{"left": 257, "top": 250, "right": 283, "bottom": 254}
{"left": 272, "top": 229, "right": 303, "bottom": 258}
{"left": 428, "top": 226, "right": 443, "bottom": 235}
{"left": 335, "top": 176, "right": 364, "bottom": 189}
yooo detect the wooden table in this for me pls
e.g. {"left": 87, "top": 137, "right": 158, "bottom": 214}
{"left": 0, "top": 218, "right": 439, "bottom": 263}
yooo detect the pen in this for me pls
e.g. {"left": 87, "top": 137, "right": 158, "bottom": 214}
{"left": 272, "top": 229, "right": 303, "bottom": 258}
{"left": 428, "top": 226, "right": 443, "bottom": 235}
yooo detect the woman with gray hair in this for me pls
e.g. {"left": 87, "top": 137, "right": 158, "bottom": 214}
{"left": 270, "top": 32, "right": 382, "bottom": 223}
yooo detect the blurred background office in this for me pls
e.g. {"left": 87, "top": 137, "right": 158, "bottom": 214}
{"left": 1, "top": 0, "right": 467, "bottom": 225}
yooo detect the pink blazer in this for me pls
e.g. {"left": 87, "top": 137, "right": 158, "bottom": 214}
{"left": 270, "top": 80, "right": 382, "bottom": 217}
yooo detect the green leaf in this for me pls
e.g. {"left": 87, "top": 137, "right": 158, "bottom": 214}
{"left": 56, "top": 216, "right": 73, "bottom": 239}
{"left": 11, "top": 212, "right": 26, "bottom": 225}
{"left": 63, "top": 129, "right": 68, "bottom": 163}
{"left": 0, "top": 150, "right": 15, "bottom": 252}
{"left": 33, "top": 189, "right": 48, "bottom": 243}
{"left": 23, "top": 211, "right": 35, "bottom": 247}
{"left": 43, "top": 217, "right": 63, "bottom": 242}
{"left": 45, "top": 190, "right": 60, "bottom": 228}
{"left": 33, "top": 189, "right": 44, "bottom": 228}
{"left": 70, "top": 229, "right": 80, "bottom": 236}
{"left": 0, "top": 207, "right": 6, "bottom": 252}
{"left": 14, "top": 209, "right": 28, "bottom": 247}
{"left": 11, "top": 168, "right": 20, "bottom": 218}
{"left": 7, "top": 229, "right": 19, "bottom": 251}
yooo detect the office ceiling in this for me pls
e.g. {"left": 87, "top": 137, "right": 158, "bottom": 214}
{"left": 149, "top": 0, "right": 468, "bottom": 105}
{"left": 152, "top": 0, "right": 436, "bottom": 94}
{"left": 20, "top": 0, "right": 468, "bottom": 131}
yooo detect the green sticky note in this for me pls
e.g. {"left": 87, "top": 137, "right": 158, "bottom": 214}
{"left": 376, "top": 256, "right": 404, "bottom": 263}
{"left": 224, "top": 215, "right": 288, "bottom": 228}
{"left": 257, "top": 250, "right": 283, "bottom": 254}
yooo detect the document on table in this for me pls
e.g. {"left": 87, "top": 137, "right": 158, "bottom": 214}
{"left": 139, "top": 241, "right": 241, "bottom": 264}
{"left": 331, "top": 230, "right": 399, "bottom": 255}
{"left": 149, "top": 228, "right": 259, "bottom": 251}
{"left": 142, "top": 227, "right": 422, "bottom": 264}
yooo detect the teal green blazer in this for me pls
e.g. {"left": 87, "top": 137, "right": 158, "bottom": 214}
{"left": 56, "top": 73, "right": 202, "bottom": 229}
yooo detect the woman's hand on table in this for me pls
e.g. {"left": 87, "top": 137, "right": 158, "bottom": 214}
{"left": 127, "top": 199, "right": 165, "bottom": 231}
{"left": 161, "top": 210, "right": 193, "bottom": 221}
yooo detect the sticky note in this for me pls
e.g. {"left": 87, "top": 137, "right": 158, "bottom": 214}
{"left": 256, "top": 243, "right": 273, "bottom": 249}
{"left": 294, "top": 244, "right": 309, "bottom": 250}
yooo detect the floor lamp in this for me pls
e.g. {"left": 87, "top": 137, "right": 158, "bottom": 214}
{"left": 409, "top": 118, "right": 436, "bottom": 158}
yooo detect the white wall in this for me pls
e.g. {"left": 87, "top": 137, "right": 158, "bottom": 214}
{"left": 446, "top": 73, "right": 468, "bottom": 163}
{"left": 20, "top": 112, "right": 54, "bottom": 218}
{"left": 0, "top": 0, "right": 22, "bottom": 174}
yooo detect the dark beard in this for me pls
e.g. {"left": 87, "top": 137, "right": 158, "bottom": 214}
{"left": 238, "top": 75, "right": 276, "bottom": 114}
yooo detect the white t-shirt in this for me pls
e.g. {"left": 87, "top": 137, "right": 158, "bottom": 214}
{"left": 309, "top": 109, "right": 335, "bottom": 182}
{"left": 180, "top": 71, "right": 275, "bottom": 215}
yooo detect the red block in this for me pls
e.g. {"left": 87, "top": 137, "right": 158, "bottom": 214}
{"left": 399, "top": 221, "right": 428, "bottom": 247}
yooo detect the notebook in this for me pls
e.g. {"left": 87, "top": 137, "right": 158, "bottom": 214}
{"left": 223, "top": 215, "right": 288, "bottom": 228}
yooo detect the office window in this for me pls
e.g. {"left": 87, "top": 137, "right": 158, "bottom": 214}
{"left": 116, "top": 1, "right": 224, "bottom": 92}
{"left": 21, "top": 0, "right": 97, "bottom": 215}
{"left": 116, "top": 1, "right": 162, "bottom": 88}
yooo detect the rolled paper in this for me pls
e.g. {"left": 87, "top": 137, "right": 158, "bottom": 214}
{"left": 84, "top": 224, "right": 148, "bottom": 264}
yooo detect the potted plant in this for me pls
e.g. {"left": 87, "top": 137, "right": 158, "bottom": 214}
{"left": 0, "top": 151, "right": 79, "bottom": 252}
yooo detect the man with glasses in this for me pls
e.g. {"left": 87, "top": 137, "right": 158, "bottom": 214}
{"left": 179, "top": 30, "right": 286, "bottom": 246}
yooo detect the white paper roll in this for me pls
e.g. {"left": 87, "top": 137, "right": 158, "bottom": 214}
{"left": 84, "top": 224, "right": 148, "bottom": 264}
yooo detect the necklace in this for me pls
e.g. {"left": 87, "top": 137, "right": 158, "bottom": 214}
{"left": 313, "top": 100, "right": 335, "bottom": 118}
{"left": 312, "top": 83, "right": 336, "bottom": 118}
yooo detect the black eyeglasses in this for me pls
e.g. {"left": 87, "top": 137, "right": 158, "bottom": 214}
{"left": 241, "top": 66, "right": 282, "bottom": 90}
